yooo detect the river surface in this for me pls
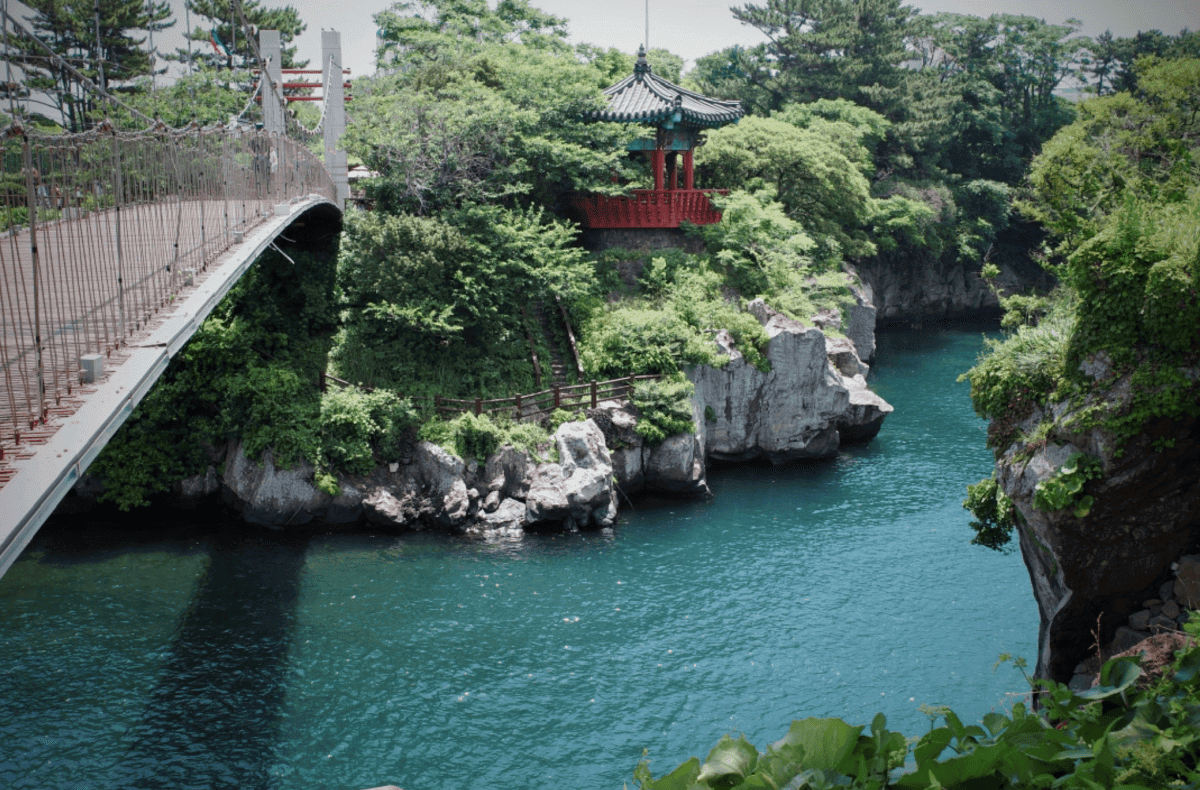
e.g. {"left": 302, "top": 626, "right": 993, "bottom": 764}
{"left": 0, "top": 327, "right": 1036, "bottom": 790}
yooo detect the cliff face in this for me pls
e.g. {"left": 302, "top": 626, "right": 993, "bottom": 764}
{"left": 993, "top": 363, "right": 1200, "bottom": 682}
{"left": 74, "top": 300, "right": 893, "bottom": 534}
{"left": 689, "top": 299, "right": 892, "bottom": 464}
{"left": 852, "top": 244, "right": 1054, "bottom": 328}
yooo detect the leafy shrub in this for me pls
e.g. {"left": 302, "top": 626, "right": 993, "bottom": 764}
{"left": 636, "top": 624, "right": 1200, "bottom": 790}
{"left": 580, "top": 306, "right": 725, "bottom": 378}
{"left": 1032, "top": 451, "right": 1101, "bottom": 517}
{"left": 419, "top": 412, "right": 548, "bottom": 461}
{"left": 2, "top": 205, "right": 27, "bottom": 232}
{"left": 960, "top": 292, "right": 1076, "bottom": 429}
{"left": 319, "top": 388, "right": 418, "bottom": 476}
{"left": 963, "top": 476, "right": 1020, "bottom": 551}
{"left": 227, "top": 364, "right": 321, "bottom": 468}
{"left": 632, "top": 375, "right": 696, "bottom": 445}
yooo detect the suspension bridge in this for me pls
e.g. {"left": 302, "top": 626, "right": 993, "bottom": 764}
{"left": 0, "top": 21, "right": 350, "bottom": 578}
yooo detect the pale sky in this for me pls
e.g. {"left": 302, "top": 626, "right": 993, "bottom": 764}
{"left": 9, "top": 0, "right": 1200, "bottom": 82}
{"left": 280, "top": 0, "right": 1200, "bottom": 79}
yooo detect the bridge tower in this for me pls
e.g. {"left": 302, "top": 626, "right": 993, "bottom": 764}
{"left": 257, "top": 29, "right": 349, "bottom": 210}
{"left": 259, "top": 29, "right": 285, "bottom": 136}
{"left": 322, "top": 31, "right": 350, "bottom": 211}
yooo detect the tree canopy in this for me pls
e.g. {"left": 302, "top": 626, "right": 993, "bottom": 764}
{"left": 172, "top": 0, "right": 307, "bottom": 71}
{"left": 9, "top": 0, "right": 173, "bottom": 131}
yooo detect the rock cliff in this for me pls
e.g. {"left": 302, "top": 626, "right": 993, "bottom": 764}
{"left": 852, "top": 244, "right": 1054, "bottom": 328}
{"left": 689, "top": 299, "right": 892, "bottom": 464}
{"left": 992, "top": 362, "right": 1200, "bottom": 683}
{"left": 71, "top": 301, "right": 892, "bottom": 534}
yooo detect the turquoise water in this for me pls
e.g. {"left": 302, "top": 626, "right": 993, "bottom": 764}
{"left": 0, "top": 328, "right": 1036, "bottom": 790}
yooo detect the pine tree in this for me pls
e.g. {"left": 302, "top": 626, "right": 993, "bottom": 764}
{"left": 11, "top": 0, "right": 173, "bottom": 131}
{"left": 172, "top": 0, "right": 306, "bottom": 71}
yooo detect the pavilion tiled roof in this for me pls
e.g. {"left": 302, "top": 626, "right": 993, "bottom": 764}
{"left": 592, "top": 46, "right": 743, "bottom": 128}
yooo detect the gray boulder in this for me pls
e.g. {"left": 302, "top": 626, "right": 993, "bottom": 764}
{"left": 411, "top": 442, "right": 472, "bottom": 528}
{"left": 690, "top": 300, "right": 886, "bottom": 464}
{"left": 525, "top": 463, "right": 571, "bottom": 526}
{"left": 643, "top": 432, "right": 710, "bottom": 497}
{"left": 221, "top": 441, "right": 325, "bottom": 526}
{"left": 475, "top": 497, "right": 527, "bottom": 537}
{"left": 484, "top": 445, "right": 532, "bottom": 500}
{"left": 557, "top": 420, "right": 619, "bottom": 526}
{"left": 363, "top": 488, "right": 424, "bottom": 527}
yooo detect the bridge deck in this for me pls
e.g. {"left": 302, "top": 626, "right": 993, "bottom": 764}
{"left": 0, "top": 196, "right": 337, "bottom": 576}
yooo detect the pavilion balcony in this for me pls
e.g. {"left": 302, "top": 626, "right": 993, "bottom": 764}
{"left": 569, "top": 188, "right": 727, "bottom": 229}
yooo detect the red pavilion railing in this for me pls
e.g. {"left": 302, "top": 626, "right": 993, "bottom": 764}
{"left": 569, "top": 189, "right": 727, "bottom": 229}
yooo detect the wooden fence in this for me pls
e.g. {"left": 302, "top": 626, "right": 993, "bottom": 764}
{"left": 319, "top": 372, "right": 662, "bottom": 421}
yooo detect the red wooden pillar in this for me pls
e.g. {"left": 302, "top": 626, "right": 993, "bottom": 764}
{"left": 683, "top": 149, "right": 695, "bottom": 190}
{"left": 651, "top": 149, "right": 665, "bottom": 191}
{"left": 667, "top": 152, "right": 678, "bottom": 190}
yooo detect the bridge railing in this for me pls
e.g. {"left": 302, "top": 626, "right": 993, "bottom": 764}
{"left": 1, "top": 122, "right": 335, "bottom": 441}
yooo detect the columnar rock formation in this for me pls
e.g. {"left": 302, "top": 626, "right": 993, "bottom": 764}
{"left": 690, "top": 299, "right": 892, "bottom": 464}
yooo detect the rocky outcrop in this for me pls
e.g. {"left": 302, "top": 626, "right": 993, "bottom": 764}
{"left": 221, "top": 442, "right": 325, "bottom": 526}
{"left": 689, "top": 300, "right": 892, "bottom": 464}
{"left": 591, "top": 401, "right": 710, "bottom": 499}
{"left": 213, "top": 418, "right": 624, "bottom": 537}
{"left": 993, "top": 362, "right": 1200, "bottom": 683}
{"left": 73, "top": 300, "right": 891, "bottom": 534}
{"left": 852, "top": 242, "right": 1055, "bottom": 328}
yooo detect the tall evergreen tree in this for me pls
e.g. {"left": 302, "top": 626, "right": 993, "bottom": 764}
{"left": 730, "top": 0, "right": 916, "bottom": 104}
{"left": 12, "top": 0, "right": 172, "bottom": 131}
{"left": 173, "top": 0, "right": 306, "bottom": 70}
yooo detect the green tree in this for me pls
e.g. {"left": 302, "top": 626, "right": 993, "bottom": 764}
{"left": 685, "top": 44, "right": 781, "bottom": 116}
{"left": 332, "top": 206, "right": 593, "bottom": 395}
{"left": 696, "top": 115, "right": 875, "bottom": 261}
{"left": 575, "top": 45, "right": 684, "bottom": 84}
{"left": 347, "top": 17, "right": 635, "bottom": 215}
{"left": 888, "top": 13, "right": 1085, "bottom": 183}
{"left": 730, "top": 0, "right": 916, "bottom": 105}
{"left": 173, "top": 0, "right": 306, "bottom": 70}
{"left": 115, "top": 68, "right": 254, "bottom": 127}
{"left": 13, "top": 0, "right": 173, "bottom": 131}
{"left": 374, "top": 0, "right": 570, "bottom": 69}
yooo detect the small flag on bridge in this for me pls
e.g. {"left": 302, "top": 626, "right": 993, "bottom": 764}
{"left": 210, "top": 29, "right": 231, "bottom": 57}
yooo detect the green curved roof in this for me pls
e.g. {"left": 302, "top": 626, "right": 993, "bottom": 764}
{"left": 592, "top": 46, "right": 743, "bottom": 128}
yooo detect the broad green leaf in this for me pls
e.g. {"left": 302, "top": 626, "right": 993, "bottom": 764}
{"left": 697, "top": 735, "right": 759, "bottom": 786}
{"left": 982, "top": 712, "right": 1009, "bottom": 736}
{"left": 913, "top": 728, "right": 953, "bottom": 767}
{"left": 755, "top": 747, "right": 803, "bottom": 789}
{"left": 1174, "top": 646, "right": 1200, "bottom": 682}
{"left": 780, "top": 767, "right": 852, "bottom": 790}
{"left": 641, "top": 756, "right": 701, "bottom": 790}
{"left": 1092, "top": 734, "right": 1115, "bottom": 787}
{"left": 1076, "top": 656, "right": 1141, "bottom": 701}
{"left": 895, "top": 743, "right": 1007, "bottom": 789}
{"left": 771, "top": 718, "right": 864, "bottom": 773}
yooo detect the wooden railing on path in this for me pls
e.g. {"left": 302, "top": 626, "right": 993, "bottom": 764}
{"left": 319, "top": 372, "right": 662, "bottom": 421}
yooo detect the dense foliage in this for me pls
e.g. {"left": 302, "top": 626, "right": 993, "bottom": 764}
{"left": 635, "top": 631, "right": 1200, "bottom": 789}
{"left": 6, "top": 0, "right": 173, "bottom": 131}
{"left": 961, "top": 55, "right": 1200, "bottom": 549}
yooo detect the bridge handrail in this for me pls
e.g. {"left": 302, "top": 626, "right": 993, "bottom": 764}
{"left": 2, "top": 120, "right": 336, "bottom": 436}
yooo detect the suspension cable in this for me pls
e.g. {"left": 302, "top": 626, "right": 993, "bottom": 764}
{"left": 0, "top": 3, "right": 157, "bottom": 128}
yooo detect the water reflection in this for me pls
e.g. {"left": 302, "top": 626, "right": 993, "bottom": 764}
{"left": 116, "top": 530, "right": 307, "bottom": 789}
